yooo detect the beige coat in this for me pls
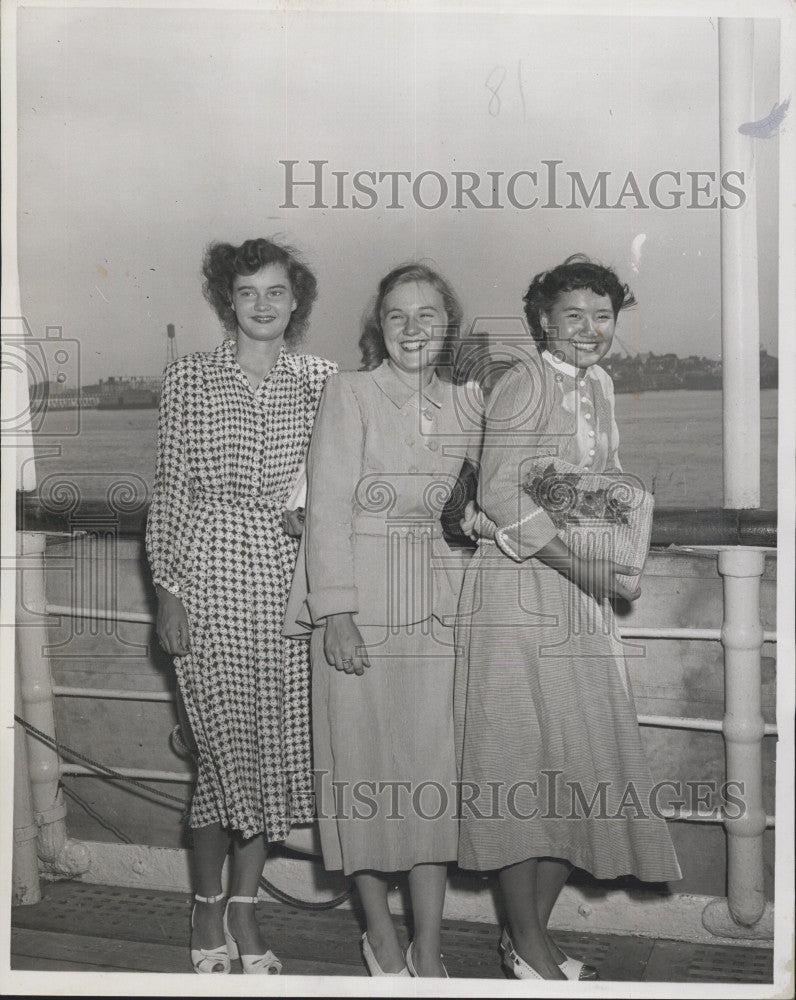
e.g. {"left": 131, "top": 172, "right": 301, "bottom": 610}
{"left": 285, "top": 361, "right": 483, "bottom": 633}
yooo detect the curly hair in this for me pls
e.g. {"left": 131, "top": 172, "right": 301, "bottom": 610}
{"left": 358, "top": 263, "right": 465, "bottom": 382}
{"left": 522, "top": 253, "right": 636, "bottom": 350}
{"left": 202, "top": 237, "right": 318, "bottom": 345}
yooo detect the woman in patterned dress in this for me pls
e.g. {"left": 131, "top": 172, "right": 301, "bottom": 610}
{"left": 146, "top": 237, "right": 336, "bottom": 974}
{"left": 285, "top": 264, "right": 483, "bottom": 978}
{"left": 455, "top": 256, "right": 681, "bottom": 980}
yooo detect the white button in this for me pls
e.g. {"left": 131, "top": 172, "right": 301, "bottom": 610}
{"left": 581, "top": 396, "right": 589, "bottom": 403}
{"left": 589, "top": 431, "right": 595, "bottom": 438}
{"left": 584, "top": 413, "right": 591, "bottom": 420}
{"left": 589, "top": 449, "right": 596, "bottom": 456}
{"left": 555, "top": 373, "right": 563, "bottom": 382}
{"left": 580, "top": 379, "right": 586, "bottom": 386}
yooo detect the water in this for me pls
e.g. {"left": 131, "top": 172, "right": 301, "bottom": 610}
{"left": 28, "top": 390, "right": 778, "bottom": 510}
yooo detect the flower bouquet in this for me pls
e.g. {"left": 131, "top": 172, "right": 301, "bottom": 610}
{"left": 521, "top": 458, "right": 653, "bottom": 590}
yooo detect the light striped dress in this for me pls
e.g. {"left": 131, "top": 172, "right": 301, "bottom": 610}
{"left": 454, "top": 350, "right": 681, "bottom": 881}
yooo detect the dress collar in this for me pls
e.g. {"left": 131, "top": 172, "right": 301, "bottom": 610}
{"left": 541, "top": 349, "right": 592, "bottom": 380}
{"left": 213, "top": 337, "right": 299, "bottom": 380}
{"left": 372, "top": 360, "right": 444, "bottom": 410}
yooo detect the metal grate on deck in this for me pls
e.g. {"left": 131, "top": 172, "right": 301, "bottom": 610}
{"left": 10, "top": 880, "right": 774, "bottom": 983}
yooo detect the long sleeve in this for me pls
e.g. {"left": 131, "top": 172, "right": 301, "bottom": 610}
{"left": 605, "top": 378, "right": 623, "bottom": 473}
{"left": 304, "top": 374, "right": 364, "bottom": 622}
{"left": 479, "top": 361, "right": 560, "bottom": 562}
{"left": 145, "top": 361, "right": 193, "bottom": 596}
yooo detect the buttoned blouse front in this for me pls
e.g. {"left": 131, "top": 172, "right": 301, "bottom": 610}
{"left": 293, "top": 362, "right": 484, "bottom": 629}
{"left": 478, "top": 349, "right": 623, "bottom": 564}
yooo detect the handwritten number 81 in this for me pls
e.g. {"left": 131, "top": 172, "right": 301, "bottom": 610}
{"left": 485, "top": 61, "right": 526, "bottom": 119}
{"left": 485, "top": 66, "right": 507, "bottom": 117}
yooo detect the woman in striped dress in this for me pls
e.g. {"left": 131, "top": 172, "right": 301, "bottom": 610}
{"left": 454, "top": 256, "right": 681, "bottom": 980}
{"left": 146, "top": 237, "right": 336, "bottom": 974}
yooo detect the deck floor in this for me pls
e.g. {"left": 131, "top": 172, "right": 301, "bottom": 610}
{"left": 10, "top": 881, "right": 774, "bottom": 983}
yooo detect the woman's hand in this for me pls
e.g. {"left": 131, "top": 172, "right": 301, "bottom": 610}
{"left": 323, "top": 612, "right": 371, "bottom": 676}
{"left": 570, "top": 556, "right": 642, "bottom": 603}
{"left": 282, "top": 507, "right": 305, "bottom": 537}
{"left": 155, "top": 586, "right": 191, "bottom": 656}
{"left": 460, "top": 500, "right": 497, "bottom": 541}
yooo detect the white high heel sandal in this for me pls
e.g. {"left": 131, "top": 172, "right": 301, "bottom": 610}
{"left": 361, "top": 932, "right": 411, "bottom": 976}
{"left": 405, "top": 940, "right": 449, "bottom": 978}
{"left": 190, "top": 892, "right": 230, "bottom": 974}
{"left": 223, "top": 895, "right": 282, "bottom": 975}
{"left": 498, "top": 927, "right": 544, "bottom": 980}
{"left": 499, "top": 927, "right": 600, "bottom": 980}
{"left": 558, "top": 954, "right": 600, "bottom": 980}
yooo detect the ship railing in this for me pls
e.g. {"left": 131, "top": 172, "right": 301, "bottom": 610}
{"left": 13, "top": 494, "right": 777, "bottom": 940}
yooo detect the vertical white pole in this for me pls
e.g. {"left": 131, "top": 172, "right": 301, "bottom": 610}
{"left": 719, "top": 549, "right": 766, "bottom": 926}
{"left": 16, "top": 531, "right": 68, "bottom": 865}
{"left": 704, "top": 18, "right": 770, "bottom": 938}
{"left": 2, "top": 0, "right": 42, "bottom": 909}
{"left": 13, "top": 653, "right": 41, "bottom": 905}
{"left": 719, "top": 18, "right": 760, "bottom": 509}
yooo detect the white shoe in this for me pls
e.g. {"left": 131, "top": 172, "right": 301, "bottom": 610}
{"left": 190, "top": 892, "right": 230, "bottom": 974}
{"left": 498, "top": 927, "right": 544, "bottom": 980}
{"left": 559, "top": 954, "right": 600, "bottom": 980}
{"left": 405, "top": 939, "right": 449, "bottom": 978}
{"left": 361, "top": 932, "right": 410, "bottom": 976}
{"left": 223, "top": 895, "right": 282, "bottom": 974}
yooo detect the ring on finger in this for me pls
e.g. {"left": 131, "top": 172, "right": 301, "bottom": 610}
{"left": 341, "top": 658, "right": 353, "bottom": 668}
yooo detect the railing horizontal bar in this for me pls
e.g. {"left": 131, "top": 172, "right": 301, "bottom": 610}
{"left": 61, "top": 764, "right": 192, "bottom": 782}
{"left": 622, "top": 626, "right": 776, "bottom": 642}
{"left": 52, "top": 686, "right": 172, "bottom": 702}
{"left": 46, "top": 603, "right": 153, "bottom": 624}
{"left": 47, "top": 687, "right": 780, "bottom": 737}
{"left": 43, "top": 604, "right": 778, "bottom": 644}
{"left": 17, "top": 493, "right": 778, "bottom": 546}
{"left": 637, "top": 713, "right": 777, "bottom": 736}
{"left": 661, "top": 809, "right": 775, "bottom": 827}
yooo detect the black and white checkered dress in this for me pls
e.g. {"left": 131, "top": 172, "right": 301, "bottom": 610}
{"left": 146, "top": 339, "right": 337, "bottom": 839}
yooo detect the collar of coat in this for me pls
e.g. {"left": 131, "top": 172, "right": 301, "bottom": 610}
{"left": 371, "top": 359, "right": 445, "bottom": 410}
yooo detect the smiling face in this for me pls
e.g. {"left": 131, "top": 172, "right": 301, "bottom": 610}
{"left": 541, "top": 288, "right": 616, "bottom": 368}
{"left": 379, "top": 280, "right": 448, "bottom": 382}
{"left": 231, "top": 263, "right": 297, "bottom": 345}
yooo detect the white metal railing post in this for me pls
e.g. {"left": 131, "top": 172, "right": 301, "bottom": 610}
{"left": 702, "top": 18, "right": 773, "bottom": 940}
{"left": 703, "top": 547, "right": 773, "bottom": 937}
{"left": 16, "top": 529, "right": 91, "bottom": 877}
{"left": 13, "top": 649, "right": 41, "bottom": 905}
{"left": 720, "top": 549, "right": 767, "bottom": 922}
{"left": 719, "top": 18, "right": 760, "bottom": 509}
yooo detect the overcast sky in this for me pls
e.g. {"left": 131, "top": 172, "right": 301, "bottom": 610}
{"left": 16, "top": 6, "right": 783, "bottom": 384}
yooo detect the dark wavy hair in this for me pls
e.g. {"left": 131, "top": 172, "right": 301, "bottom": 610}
{"left": 358, "top": 263, "right": 464, "bottom": 382}
{"left": 202, "top": 237, "right": 318, "bottom": 345}
{"left": 522, "top": 253, "right": 636, "bottom": 350}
